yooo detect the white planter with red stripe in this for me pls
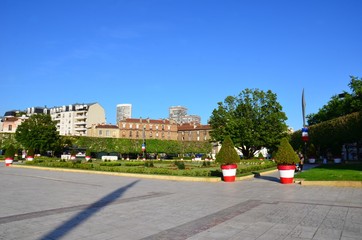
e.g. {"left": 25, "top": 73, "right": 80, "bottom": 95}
{"left": 85, "top": 156, "right": 91, "bottom": 161}
{"left": 26, "top": 156, "right": 34, "bottom": 161}
{"left": 221, "top": 164, "right": 238, "bottom": 182}
{"left": 277, "top": 165, "right": 296, "bottom": 184}
{"left": 5, "top": 158, "right": 13, "bottom": 166}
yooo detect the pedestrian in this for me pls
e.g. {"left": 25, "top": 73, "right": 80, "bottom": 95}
{"left": 299, "top": 152, "right": 304, "bottom": 172}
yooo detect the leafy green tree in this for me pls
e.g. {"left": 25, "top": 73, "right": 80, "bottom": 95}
{"left": 15, "top": 114, "right": 60, "bottom": 154}
{"left": 307, "top": 76, "right": 362, "bottom": 125}
{"left": 209, "top": 88, "right": 288, "bottom": 159}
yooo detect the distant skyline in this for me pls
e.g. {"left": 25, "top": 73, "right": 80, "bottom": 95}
{"left": 1, "top": 0, "right": 361, "bottom": 130}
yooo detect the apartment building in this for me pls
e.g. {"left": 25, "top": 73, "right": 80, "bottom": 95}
{"left": 0, "top": 109, "right": 35, "bottom": 133}
{"left": 169, "top": 105, "right": 201, "bottom": 124}
{"left": 177, "top": 122, "right": 212, "bottom": 141}
{"left": 116, "top": 104, "right": 132, "bottom": 123}
{"left": 49, "top": 103, "right": 105, "bottom": 136}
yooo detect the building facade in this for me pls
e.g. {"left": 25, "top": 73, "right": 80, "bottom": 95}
{"left": 177, "top": 123, "right": 212, "bottom": 142}
{"left": 116, "top": 104, "right": 132, "bottom": 123}
{"left": 49, "top": 103, "right": 106, "bottom": 136}
{"left": 118, "top": 118, "right": 178, "bottom": 140}
{"left": 169, "top": 105, "right": 201, "bottom": 124}
{"left": 87, "top": 124, "right": 120, "bottom": 138}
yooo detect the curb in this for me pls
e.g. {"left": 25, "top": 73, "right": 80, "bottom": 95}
{"left": 299, "top": 180, "right": 362, "bottom": 188}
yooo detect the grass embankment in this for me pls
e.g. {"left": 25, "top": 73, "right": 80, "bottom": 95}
{"left": 295, "top": 163, "right": 362, "bottom": 181}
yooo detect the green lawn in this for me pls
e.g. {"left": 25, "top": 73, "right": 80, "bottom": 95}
{"left": 295, "top": 163, "right": 362, "bottom": 181}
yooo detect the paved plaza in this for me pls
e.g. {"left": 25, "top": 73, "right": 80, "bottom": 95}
{"left": 0, "top": 163, "right": 361, "bottom": 240}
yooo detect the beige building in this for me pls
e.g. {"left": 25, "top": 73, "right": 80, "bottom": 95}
{"left": 177, "top": 123, "right": 212, "bottom": 142}
{"left": 118, "top": 118, "right": 178, "bottom": 140}
{"left": 87, "top": 124, "right": 120, "bottom": 138}
{"left": 0, "top": 116, "right": 27, "bottom": 133}
{"left": 49, "top": 103, "right": 106, "bottom": 136}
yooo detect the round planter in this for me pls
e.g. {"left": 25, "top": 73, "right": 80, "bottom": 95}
{"left": 334, "top": 158, "right": 342, "bottom": 164}
{"left": 308, "top": 158, "right": 316, "bottom": 164}
{"left": 26, "top": 156, "right": 34, "bottom": 161}
{"left": 277, "top": 165, "right": 296, "bottom": 184}
{"left": 5, "top": 158, "right": 13, "bottom": 166}
{"left": 85, "top": 156, "right": 91, "bottom": 161}
{"left": 221, "top": 164, "right": 238, "bottom": 182}
{"left": 70, "top": 155, "right": 76, "bottom": 160}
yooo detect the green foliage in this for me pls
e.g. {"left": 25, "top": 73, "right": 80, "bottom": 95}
{"left": 174, "top": 161, "right": 185, "bottom": 169}
{"left": 15, "top": 114, "right": 60, "bottom": 153}
{"left": 307, "top": 76, "right": 362, "bottom": 125}
{"left": 209, "top": 88, "right": 288, "bottom": 158}
{"left": 144, "top": 161, "right": 154, "bottom": 167}
{"left": 274, "top": 138, "right": 300, "bottom": 165}
{"left": 5, "top": 144, "right": 15, "bottom": 158}
{"left": 291, "top": 112, "right": 362, "bottom": 157}
{"left": 215, "top": 136, "right": 240, "bottom": 165}
{"left": 72, "top": 136, "right": 212, "bottom": 155}
{"left": 85, "top": 149, "right": 91, "bottom": 156}
{"left": 27, "top": 148, "right": 35, "bottom": 157}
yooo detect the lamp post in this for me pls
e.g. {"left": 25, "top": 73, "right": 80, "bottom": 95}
{"left": 142, "top": 126, "right": 146, "bottom": 160}
{"left": 301, "top": 89, "right": 308, "bottom": 170}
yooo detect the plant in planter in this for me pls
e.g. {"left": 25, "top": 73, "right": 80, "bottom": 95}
{"left": 274, "top": 138, "right": 300, "bottom": 184}
{"left": 5, "top": 144, "right": 16, "bottom": 166}
{"left": 26, "top": 148, "right": 35, "bottom": 161}
{"left": 85, "top": 149, "right": 92, "bottom": 161}
{"left": 215, "top": 136, "right": 240, "bottom": 182}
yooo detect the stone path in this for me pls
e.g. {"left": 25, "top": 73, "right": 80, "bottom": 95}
{"left": 0, "top": 163, "right": 361, "bottom": 240}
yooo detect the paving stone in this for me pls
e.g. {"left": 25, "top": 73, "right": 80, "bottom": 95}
{"left": 0, "top": 163, "right": 361, "bottom": 240}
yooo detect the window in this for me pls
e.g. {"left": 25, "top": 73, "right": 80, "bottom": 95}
{"left": 106, "top": 130, "right": 110, "bottom": 136}
{"left": 8, "top": 125, "right": 12, "bottom": 131}
{"left": 98, "top": 130, "right": 102, "bottom": 136}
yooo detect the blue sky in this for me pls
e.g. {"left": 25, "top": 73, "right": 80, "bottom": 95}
{"left": 1, "top": 0, "right": 361, "bottom": 131}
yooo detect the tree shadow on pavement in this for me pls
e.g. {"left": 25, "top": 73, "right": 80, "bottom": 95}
{"left": 252, "top": 172, "right": 280, "bottom": 183}
{"left": 39, "top": 180, "right": 140, "bottom": 240}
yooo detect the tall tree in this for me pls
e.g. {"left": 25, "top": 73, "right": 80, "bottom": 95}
{"left": 307, "top": 76, "right": 362, "bottom": 125}
{"left": 209, "top": 88, "right": 288, "bottom": 158}
{"left": 15, "top": 114, "right": 60, "bottom": 154}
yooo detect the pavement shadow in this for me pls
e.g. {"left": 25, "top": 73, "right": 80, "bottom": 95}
{"left": 252, "top": 172, "right": 280, "bottom": 183}
{"left": 39, "top": 180, "right": 140, "bottom": 240}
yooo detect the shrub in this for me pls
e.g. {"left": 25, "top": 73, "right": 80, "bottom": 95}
{"left": 174, "top": 161, "right": 185, "bottom": 170}
{"left": 215, "top": 136, "right": 240, "bottom": 165}
{"left": 5, "top": 144, "right": 15, "bottom": 159}
{"left": 274, "top": 138, "right": 300, "bottom": 165}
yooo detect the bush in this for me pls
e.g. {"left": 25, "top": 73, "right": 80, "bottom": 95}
{"left": 215, "top": 136, "right": 240, "bottom": 165}
{"left": 5, "top": 145, "right": 15, "bottom": 159}
{"left": 174, "top": 161, "right": 185, "bottom": 170}
{"left": 274, "top": 138, "right": 300, "bottom": 165}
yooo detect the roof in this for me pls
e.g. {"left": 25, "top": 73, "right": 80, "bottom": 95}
{"left": 95, "top": 124, "right": 119, "bottom": 129}
{"left": 122, "top": 118, "right": 173, "bottom": 124}
{"left": 177, "top": 123, "right": 212, "bottom": 131}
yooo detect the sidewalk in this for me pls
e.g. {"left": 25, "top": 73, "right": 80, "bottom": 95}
{"left": 0, "top": 162, "right": 361, "bottom": 240}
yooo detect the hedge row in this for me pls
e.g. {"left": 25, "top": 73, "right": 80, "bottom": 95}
{"left": 24, "top": 159, "right": 276, "bottom": 177}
